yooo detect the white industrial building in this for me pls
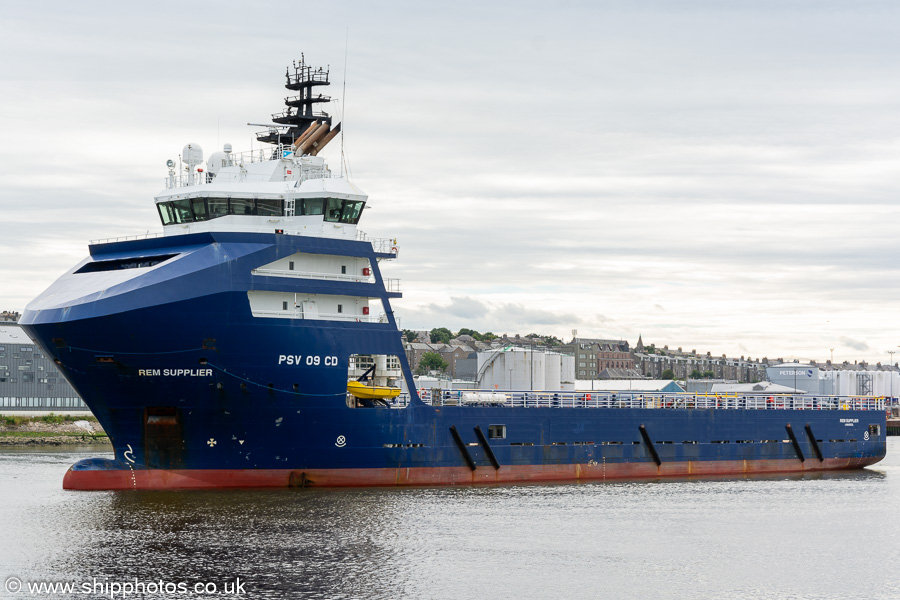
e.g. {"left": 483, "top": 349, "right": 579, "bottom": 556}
{"left": 574, "top": 379, "right": 685, "bottom": 393}
{"left": 476, "top": 348, "right": 575, "bottom": 391}
{"left": 767, "top": 362, "right": 899, "bottom": 399}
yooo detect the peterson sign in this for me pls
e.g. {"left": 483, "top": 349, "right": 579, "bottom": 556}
{"left": 778, "top": 369, "right": 814, "bottom": 377}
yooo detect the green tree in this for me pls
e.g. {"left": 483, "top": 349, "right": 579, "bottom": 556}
{"left": 661, "top": 368, "right": 675, "bottom": 380}
{"left": 457, "top": 327, "right": 482, "bottom": 340}
{"left": 481, "top": 332, "right": 497, "bottom": 341}
{"left": 690, "top": 369, "right": 702, "bottom": 379}
{"left": 429, "top": 327, "right": 452, "bottom": 344}
{"left": 402, "top": 329, "right": 418, "bottom": 343}
{"left": 417, "top": 351, "right": 448, "bottom": 374}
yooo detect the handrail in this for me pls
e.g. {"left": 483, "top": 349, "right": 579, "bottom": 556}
{"left": 405, "top": 390, "right": 886, "bottom": 411}
{"left": 252, "top": 268, "right": 369, "bottom": 283}
{"left": 90, "top": 232, "right": 163, "bottom": 245}
{"left": 250, "top": 309, "right": 385, "bottom": 322}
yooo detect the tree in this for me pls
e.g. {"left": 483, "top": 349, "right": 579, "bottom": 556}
{"left": 402, "top": 329, "right": 418, "bottom": 343}
{"left": 457, "top": 327, "right": 481, "bottom": 340}
{"left": 455, "top": 328, "right": 498, "bottom": 342}
{"left": 429, "top": 327, "right": 452, "bottom": 344}
{"left": 661, "top": 368, "right": 675, "bottom": 380}
{"left": 417, "top": 351, "right": 448, "bottom": 374}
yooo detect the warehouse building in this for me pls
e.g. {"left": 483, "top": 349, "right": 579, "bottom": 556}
{"left": 0, "top": 322, "right": 87, "bottom": 411}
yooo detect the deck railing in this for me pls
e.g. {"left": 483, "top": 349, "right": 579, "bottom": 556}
{"left": 90, "top": 232, "right": 163, "bottom": 245}
{"left": 381, "top": 390, "right": 887, "bottom": 411}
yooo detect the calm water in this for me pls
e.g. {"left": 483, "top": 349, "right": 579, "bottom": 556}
{"left": 1, "top": 442, "right": 899, "bottom": 599}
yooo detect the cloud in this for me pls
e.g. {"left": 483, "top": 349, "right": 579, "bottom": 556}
{"left": 401, "top": 296, "right": 583, "bottom": 336}
{"left": 4, "top": 1, "right": 900, "bottom": 364}
{"left": 424, "top": 296, "right": 489, "bottom": 319}
{"left": 492, "top": 303, "right": 579, "bottom": 326}
{"left": 839, "top": 337, "right": 871, "bottom": 353}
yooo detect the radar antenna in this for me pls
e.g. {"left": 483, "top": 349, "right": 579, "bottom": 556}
{"left": 256, "top": 56, "right": 335, "bottom": 149}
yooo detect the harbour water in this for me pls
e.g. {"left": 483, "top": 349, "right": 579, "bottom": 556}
{"left": 1, "top": 442, "right": 899, "bottom": 599}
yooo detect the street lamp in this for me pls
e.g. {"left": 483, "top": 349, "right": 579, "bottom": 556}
{"left": 830, "top": 348, "right": 834, "bottom": 396}
{"left": 890, "top": 348, "right": 898, "bottom": 404}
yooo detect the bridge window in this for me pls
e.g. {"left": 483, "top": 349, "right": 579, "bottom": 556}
{"left": 230, "top": 198, "right": 256, "bottom": 215}
{"left": 208, "top": 198, "right": 229, "bottom": 218}
{"left": 158, "top": 199, "right": 193, "bottom": 225}
{"left": 301, "top": 198, "right": 324, "bottom": 215}
{"left": 191, "top": 198, "right": 208, "bottom": 220}
{"left": 297, "top": 198, "right": 365, "bottom": 223}
{"left": 325, "top": 198, "right": 343, "bottom": 221}
{"left": 257, "top": 199, "right": 283, "bottom": 216}
{"left": 171, "top": 199, "right": 193, "bottom": 223}
{"left": 157, "top": 197, "right": 285, "bottom": 225}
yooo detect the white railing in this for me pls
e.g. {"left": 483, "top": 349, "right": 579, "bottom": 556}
{"left": 250, "top": 310, "right": 386, "bottom": 323}
{"left": 368, "top": 237, "right": 399, "bottom": 255}
{"left": 163, "top": 144, "right": 335, "bottom": 189}
{"left": 165, "top": 171, "right": 277, "bottom": 189}
{"left": 402, "top": 390, "right": 886, "bottom": 412}
{"left": 252, "top": 268, "right": 369, "bottom": 283}
{"left": 251, "top": 269, "right": 399, "bottom": 294}
{"left": 90, "top": 232, "right": 163, "bottom": 245}
{"left": 229, "top": 145, "right": 292, "bottom": 165}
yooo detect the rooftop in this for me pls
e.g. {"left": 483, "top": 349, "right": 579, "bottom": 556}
{"left": 0, "top": 324, "right": 32, "bottom": 346}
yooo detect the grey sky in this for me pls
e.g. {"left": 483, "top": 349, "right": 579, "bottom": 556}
{"left": 2, "top": 1, "right": 899, "bottom": 363}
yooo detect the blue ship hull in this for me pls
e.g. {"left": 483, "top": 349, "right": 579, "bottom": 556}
{"left": 20, "top": 232, "right": 886, "bottom": 489}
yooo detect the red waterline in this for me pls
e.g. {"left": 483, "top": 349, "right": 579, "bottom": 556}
{"left": 63, "top": 456, "right": 883, "bottom": 491}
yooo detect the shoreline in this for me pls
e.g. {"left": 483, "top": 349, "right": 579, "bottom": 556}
{"left": 0, "top": 414, "right": 110, "bottom": 447}
{"left": 0, "top": 434, "right": 111, "bottom": 447}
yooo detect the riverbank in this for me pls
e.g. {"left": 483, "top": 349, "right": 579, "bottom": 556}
{"left": 0, "top": 414, "right": 110, "bottom": 446}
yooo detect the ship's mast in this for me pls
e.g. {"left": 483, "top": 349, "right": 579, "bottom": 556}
{"left": 257, "top": 54, "right": 333, "bottom": 147}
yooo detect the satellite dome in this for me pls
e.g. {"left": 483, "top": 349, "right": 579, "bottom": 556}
{"left": 207, "top": 151, "right": 229, "bottom": 175}
{"left": 182, "top": 143, "right": 203, "bottom": 167}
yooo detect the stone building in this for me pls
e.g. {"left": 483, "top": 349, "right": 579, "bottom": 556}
{"left": 404, "top": 341, "right": 476, "bottom": 380}
{"left": 632, "top": 336, "right": 767, "bottom": 383}
{"left": 563, "top": 337, "right": 639, "bottom": 379}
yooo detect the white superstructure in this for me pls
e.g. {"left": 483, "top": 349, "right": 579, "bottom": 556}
{"left": 154, "top": 144, "right": 370, "bottom": 240}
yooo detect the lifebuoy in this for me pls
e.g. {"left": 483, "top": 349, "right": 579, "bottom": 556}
{"left": 391, "top": 246, "right": 398, "bottom": 254}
